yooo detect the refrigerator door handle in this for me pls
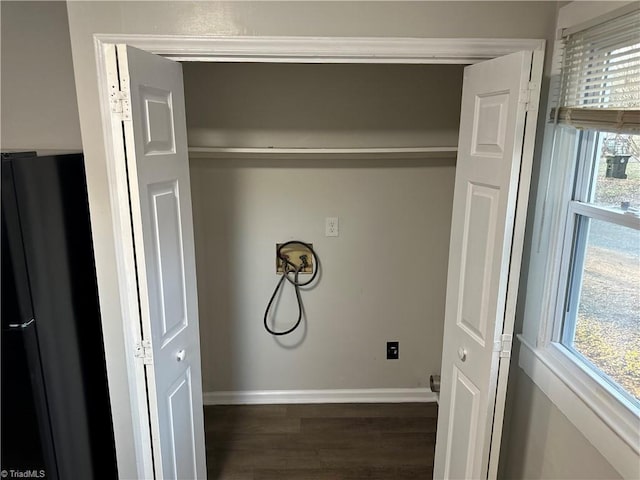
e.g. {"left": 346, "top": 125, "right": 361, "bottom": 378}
{"left": 8, "top": 318, "right": 35, "bottom": 329}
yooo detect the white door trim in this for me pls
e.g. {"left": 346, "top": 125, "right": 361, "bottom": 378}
{"left": 93, "top": 34, "right": 545, "bottom": 479}
{"left": 95, "top": 34, "right": 544, "bottom": 64}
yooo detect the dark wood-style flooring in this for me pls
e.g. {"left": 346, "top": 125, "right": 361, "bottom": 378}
{"left": 205, "top": 403, "right": 437, "bottom": 479}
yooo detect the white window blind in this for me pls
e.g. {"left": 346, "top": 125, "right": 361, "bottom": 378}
{"left": 553, "top": 7, "right": 640, "bottom": 132}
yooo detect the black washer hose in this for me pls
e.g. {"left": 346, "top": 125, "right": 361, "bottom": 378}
{"left": 263, "top": 241, "right": 319, "bottom": 336}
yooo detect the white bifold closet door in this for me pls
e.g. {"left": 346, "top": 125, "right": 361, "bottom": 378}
{"left": 107, "top": 44, "right": 207, "bottom": 479}
{"left": 434, "top": 50, "right": 541, "bottom": 479}
{"left": 104, "top": 42, "right": 541, "bottom": 480}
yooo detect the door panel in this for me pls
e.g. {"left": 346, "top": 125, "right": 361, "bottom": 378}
{"left": 149, "top": 181, "right": 188, "bottom": 343}
{"left": 434, "top": 50, "right": 540, "bottom": 479}
{"left": 140, "top": 86, "right": 176, "bottom": 154}
{"left": 445, "top": 366, "right": 481, "bottom": 480}
{"left": 472, "top": 93, "right": 510, "bottom": 157}
{"left": 115, "top": 44, "right": 206, "bottom": 479}
{"left": 458, "top": 183, "right": 499, "bottom": 345}
{"left": 166, "top": 368, "right": 196, "bottom": 479}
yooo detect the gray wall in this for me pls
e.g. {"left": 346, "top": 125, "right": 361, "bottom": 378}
{"left": 63, "top": 1, "right": 618, "bottom": 478}
{"left": 1, "top": 1, "right": 81, "bottom": 151}
{"left": 501, "top": 371, "right": 621, "bottom": 479}
{"left": 191, "top": 156, "right": 455, "bottom": 392}
{"left": 184, "top": 62, "right": 463, "bottom": 149}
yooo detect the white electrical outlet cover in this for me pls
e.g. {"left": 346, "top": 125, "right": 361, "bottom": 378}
{"left": 325, "top": 217, "right": 339, "bottom": 237}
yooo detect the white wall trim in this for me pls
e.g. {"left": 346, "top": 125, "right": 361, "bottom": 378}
{"left": 94, "top": 34, "right": 545, "bottom": 64}
{"left": 518, "top": 336, "right": 640, "bottom": 479}
{"left": 203, "top": 388, "right": 438, "bottom": 405}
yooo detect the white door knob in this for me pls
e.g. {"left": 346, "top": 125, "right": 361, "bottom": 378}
{"left": 176, "top": 349, "right": 186, "bottom": 362}
{"left": 458, "top": 347, "right": 467, "bottom": 362}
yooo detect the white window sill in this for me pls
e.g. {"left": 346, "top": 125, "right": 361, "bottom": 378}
{"left": 518, "top": 335, "right": 640, "bottom": 479}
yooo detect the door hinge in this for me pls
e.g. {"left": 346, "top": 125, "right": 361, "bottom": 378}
{"left": 109, "top": 88, "right": 131, "bottom": 121}
{"left": 519, "top": 81, "right": 540, "bottom": 112}
{"left": 494, "top": 334, "right": 513, "bottom": 358}
{"left": 134, "top": 339, "right": 153, "bottom": 365}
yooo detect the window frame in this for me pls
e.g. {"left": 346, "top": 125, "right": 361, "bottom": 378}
{"left": 552, "top": 129, "right": 598, "bottom": 344}
{"left": 518, "top": 4, "right": 640, "bottom": 476}
{"left": 553, "top": 129, "right": 640, "bottom": 409}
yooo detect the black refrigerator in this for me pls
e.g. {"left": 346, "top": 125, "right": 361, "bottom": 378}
{"left": 1, "top": 152, "right": 117, "bottom": 479}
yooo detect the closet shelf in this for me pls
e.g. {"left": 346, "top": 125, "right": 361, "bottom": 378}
{"left": 188, "top": 146, "right": 458, "bottom": 159}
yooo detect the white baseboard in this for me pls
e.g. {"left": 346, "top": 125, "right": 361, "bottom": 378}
{"left": 203, "top": 387, "right": 438, "bottom": 405}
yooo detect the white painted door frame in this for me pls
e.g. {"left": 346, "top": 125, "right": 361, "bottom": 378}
{"left": 93, "top": 34, "right": 544, "bottom": 479}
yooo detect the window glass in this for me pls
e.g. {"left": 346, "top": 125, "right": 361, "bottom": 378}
{"left": 591, "top": 133, "right": 640, "bottom": 211}
{"left": 565, "top": 216, "right": 640, "bottom": 402}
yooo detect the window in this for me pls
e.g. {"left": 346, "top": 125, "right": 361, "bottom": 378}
{"left": 560, "top": 130, "right": 639, "bottom": 406}
{"left": 548, "top": 7, "right": 640, "bottom": 408}
{"left": 519, "top": 5, "right": 640, "bottom": 474}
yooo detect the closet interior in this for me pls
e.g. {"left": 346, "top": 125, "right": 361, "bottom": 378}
{"left": 181, "top": 62, "right": 466, "bottom": 396}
